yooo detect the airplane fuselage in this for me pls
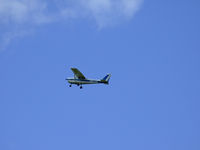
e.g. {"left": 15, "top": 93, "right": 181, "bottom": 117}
{"left": 67, "top": 78, "right": 107, "bottom": 85}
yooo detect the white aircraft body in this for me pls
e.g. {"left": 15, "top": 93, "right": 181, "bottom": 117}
{"left": 66, "top": 68, "right": 111, "bottom": 89}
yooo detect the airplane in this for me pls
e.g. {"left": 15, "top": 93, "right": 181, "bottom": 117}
{"left": 66, "top": 68, "right": 111, "bottom": 89}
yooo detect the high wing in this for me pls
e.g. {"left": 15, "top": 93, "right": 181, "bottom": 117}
{"left": 71, "top": 68, "right": 86, "bottom": 79}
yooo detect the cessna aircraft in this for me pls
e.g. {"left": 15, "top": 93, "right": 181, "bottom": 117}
{"left": 66, "top": 68, "right": 111, "bottom": 89}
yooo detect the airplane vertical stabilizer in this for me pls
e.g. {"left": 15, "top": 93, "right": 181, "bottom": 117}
{"left": 101, "top": 74, "right": 111, "bottom": 84}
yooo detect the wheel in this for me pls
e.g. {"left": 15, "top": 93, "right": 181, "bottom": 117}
{"left": 80, "top": 86, "right": 83, "bottom": 89}
{"left": 69, "top": 84, "right": 72, "bottom": 87}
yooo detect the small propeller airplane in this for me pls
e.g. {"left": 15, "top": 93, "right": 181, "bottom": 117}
{"left": 66, "top": 68, "right": 111, "bottom": 89}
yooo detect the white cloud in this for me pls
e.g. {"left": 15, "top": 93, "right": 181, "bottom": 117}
{"left": 0, "top": 0, "right": 143, "bottom": 26}
{"left": 0, "top": 0, "right": 143, "bottom": 50}
{"left": 58, "top": 0, "right": 143, "bottom": 27}
{"left": 0, "top": 28, "right": 33, "bottom": 51}
{"left": 79, "top": 0, "right": 143, "bottom": 27}
{"left": 0, "top": 0, "right": 52, "bottom": 24}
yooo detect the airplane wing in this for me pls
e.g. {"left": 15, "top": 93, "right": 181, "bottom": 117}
{"left": 71, "top": 68, "right": 86, "bottom": 79}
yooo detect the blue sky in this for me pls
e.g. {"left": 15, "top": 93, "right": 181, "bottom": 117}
{"left": 0, "top": 0, "right": 200, "bottom": 150}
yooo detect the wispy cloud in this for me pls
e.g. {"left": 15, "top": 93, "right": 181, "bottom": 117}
{"left": 0, "top": 0, "right": 52, "bottom": 24}
{"left": 0, "top": 0, "right": 143, "bottom": 50}
{"left": 0, "top": 28, "right": 33, "bottom": 51}
{"left": 78, "top": 0, "right": 143, "bottom": 27}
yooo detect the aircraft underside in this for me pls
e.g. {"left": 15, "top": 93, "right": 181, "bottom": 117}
{"left": 67, "top": 79, "right": 101, "bottom": 89}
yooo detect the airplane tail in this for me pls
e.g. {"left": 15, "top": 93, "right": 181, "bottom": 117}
{"left": 100, "top": 74, "right": 111, "bottom": 84}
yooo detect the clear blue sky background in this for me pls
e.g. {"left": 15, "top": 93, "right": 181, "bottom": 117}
{"left": 0, "top": 0, "right": 200, "bottom": 150}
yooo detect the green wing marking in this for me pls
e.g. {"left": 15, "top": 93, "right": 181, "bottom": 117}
{"left": 71, "top": 68, "right": 86, "bottom": 79}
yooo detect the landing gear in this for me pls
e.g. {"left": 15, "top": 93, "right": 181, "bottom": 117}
{"left": 69, "top": 84, "right": 83, "bottom": 89}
